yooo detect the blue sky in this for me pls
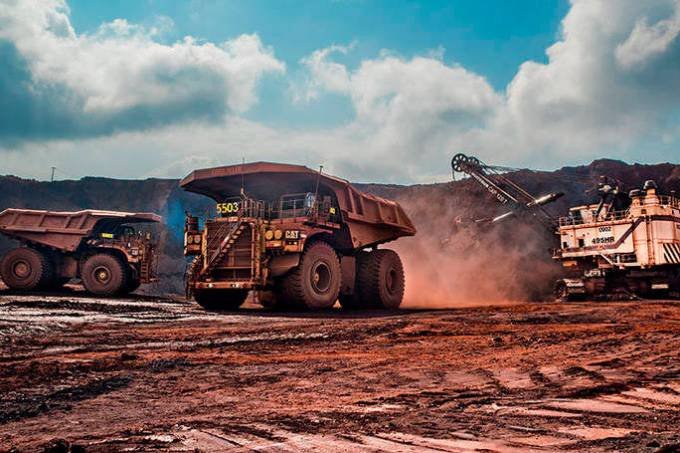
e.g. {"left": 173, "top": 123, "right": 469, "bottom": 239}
{"left": 65, "top": 0, "right": 568, "bottom": 129}
{"left": 67, "top": 0, "right": 568, "bottom": 88}
{"left": 0, "top": 0, "right": 678, "bottom": 182}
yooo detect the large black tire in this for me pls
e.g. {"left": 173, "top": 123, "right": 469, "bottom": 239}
{"left": 0, "top": 247, "right": 54, "bottom": 290}
{"left": 194, "top": 289, "right": 248, "bottom": 310}
{"left": 278, "top": 241, "right": 341, "bottom": 309}
{"left": 81, "top": 254, "right": 128, "bottom": 296}
{"left": 355, "top": 249, "right": 404, "bottom": 309}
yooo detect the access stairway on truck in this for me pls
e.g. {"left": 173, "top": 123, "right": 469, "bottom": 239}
{"left": 202, "top": 220, "right": 262, "bottom": 284}
{"left": 202, "top": 221, "right": 245, "bottom": 273}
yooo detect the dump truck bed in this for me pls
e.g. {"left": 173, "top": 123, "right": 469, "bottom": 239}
{"left": 0, "top": 209, "right": 162, "bottom": 252}
{"left": 180, "top": 162, "right": 416, "bottom": 246}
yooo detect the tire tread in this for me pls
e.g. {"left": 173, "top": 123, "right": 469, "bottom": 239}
{"left": 81, "top": 253, "right": 128, "bottom": 296}
{"left": 356, "top": 249, "right": 404, "bottom": 309}
{"left": 278, "top": 241, "right": 340, "bottom": 309}
{"left": 0, "top": 247, "right": 54, "bottom": 290}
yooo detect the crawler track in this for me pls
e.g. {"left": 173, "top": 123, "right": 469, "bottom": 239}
{"left": 0, "top": 290, "right": 678, "bottom": 451}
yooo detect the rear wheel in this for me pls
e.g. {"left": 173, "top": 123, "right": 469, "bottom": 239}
{"left": 278, "top": 241, "right": 341, "bottom": 310}
{"left": 81, "top": 254, "right": 128, "bottom": 296}
{"left": 0, "top": 247, "right": 54, "bottom": 290}
{"left": 355, "top": 249, "right": 405, "bottom": 309}
{"left": 194, "top": 289, "right": 248, "bottom": 310}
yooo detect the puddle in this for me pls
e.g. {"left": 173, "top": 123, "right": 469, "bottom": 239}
{"left": 495, "top": 368, "right": 535, "bottom": 390}
{"left": 547, "top": 398, "right": 648, "bottom": 414}
{"left": 496, "top": 407, "right": 582, "bottom": 418}
{"left": 558, "top": 426, "right": 634, "bottom": 440}
{"left": 355, "top": 403, "right": 404, "bottom": 413}
{"left": 622, "top": 387, "right": 680, "bottom": 405}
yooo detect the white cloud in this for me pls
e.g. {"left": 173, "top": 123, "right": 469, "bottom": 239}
{"left": 471, "top": 0, "right": 680, "bottom": 166}
{"left": 2, "top": 0, "right": 679, "bottom": 183}
{"left": 290, "top": 47, "right": 501, "bottom": 180}
{"left": 294, "top": 43, "right": 353, "bottom": 102}
{"left": 0, "top": 0, "right": 284, "bottom": 134}
{"left": 294, "top": 0, "right": 680, "bottom": 173}
{"left": 616, "top": 0, "right": 680, "bottom": 69}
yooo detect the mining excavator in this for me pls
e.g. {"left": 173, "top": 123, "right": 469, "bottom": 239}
{"left": 451, "top": 153, "right": 680, "bottom": 300}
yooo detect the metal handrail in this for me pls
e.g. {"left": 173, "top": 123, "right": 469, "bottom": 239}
{"left": 558, "top": 209, "right": 630, "bottom": 226}
{"left": 215, "top": 193, "right": 335, "bottom": 223}
{"left": 658, "top": 195, "right": 680, "bottom": 209}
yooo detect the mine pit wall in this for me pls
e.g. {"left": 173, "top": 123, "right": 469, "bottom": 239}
{"left": 1, "top": 159, "right": 679, "bottom": 302}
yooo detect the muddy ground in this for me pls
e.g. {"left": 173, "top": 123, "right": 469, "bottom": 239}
{"left": 0, "top": 289, "right": 678, "bottom": 452}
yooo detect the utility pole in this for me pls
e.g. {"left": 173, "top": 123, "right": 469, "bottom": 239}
{"left": 50, "top": 167, "right": 56, "bottom": 182}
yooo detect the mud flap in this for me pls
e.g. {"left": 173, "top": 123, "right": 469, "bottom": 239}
{"left": 269, "top": 254, "right": 301, "bottom": 277}
{"left": 339, "top": 255, "right": 356, "bottom": 297}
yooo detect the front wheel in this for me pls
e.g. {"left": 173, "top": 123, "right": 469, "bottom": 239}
{"left": 194, "top": 290, "right": 249, "bottom": 310}
{"left": 278, "top": 241, "right": 341, "bottom": 309}
{"left": 81, "top": 254, "right": 128, "bottom": 296}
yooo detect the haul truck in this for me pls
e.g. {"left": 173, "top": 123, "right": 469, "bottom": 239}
{"left": 181, "top": 162, "right": 416, "bottom": 310}
{"left": 0, "top": 209, "right": 160, "bottom": 295}
{"left": 451, "top": 153, "right": 680, "bottom": 299}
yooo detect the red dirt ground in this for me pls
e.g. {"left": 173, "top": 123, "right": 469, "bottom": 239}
{"left": 0, "top": 290, "right": 679, "bottom": 452}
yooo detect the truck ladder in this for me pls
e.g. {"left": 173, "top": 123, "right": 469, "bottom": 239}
{"left": 140, "top": 259, "right": 150, "bottom": 282}
{"left": 202, "top": 222, "right": 246, "bottom": 274}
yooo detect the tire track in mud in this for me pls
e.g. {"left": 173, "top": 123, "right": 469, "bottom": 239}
{"left": 0, "top": 294, "right": 679, "bottom": 451}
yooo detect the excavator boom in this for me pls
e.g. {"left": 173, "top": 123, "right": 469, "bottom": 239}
{"left": 451, "top": 153, "right": 563, "bottom": 230}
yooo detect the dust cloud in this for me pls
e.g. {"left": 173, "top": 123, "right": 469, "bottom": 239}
{"left": 390, "top": 184, "right": 561, "bottom": 308}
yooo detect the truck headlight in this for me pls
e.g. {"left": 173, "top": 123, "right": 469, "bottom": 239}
{"left": 264, "top": 230, "right": 274, "bottom": 240}
{"left": 274, "top": 229, "right": 283, "bottom": 240}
